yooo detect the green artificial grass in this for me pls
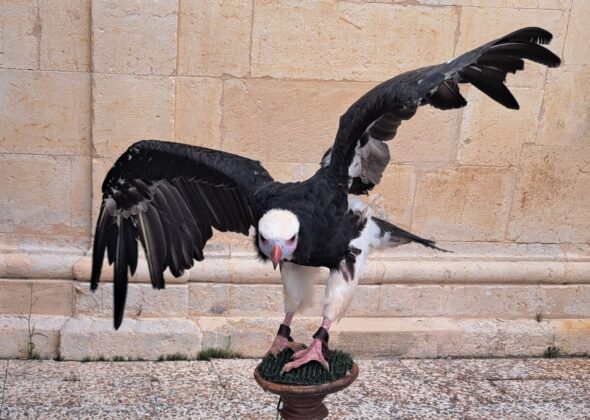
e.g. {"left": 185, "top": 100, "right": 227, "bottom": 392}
{"left": 258, "top": 348, "right": 353, "bottom": 385}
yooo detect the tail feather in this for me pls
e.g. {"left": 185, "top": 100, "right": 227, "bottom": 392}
{"left": 371, "top": 216, "right": 450, "bottom": 253}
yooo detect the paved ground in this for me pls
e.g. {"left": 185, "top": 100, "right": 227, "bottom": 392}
{"left": 0, "top": 357, "right": 589, "bottom": 419}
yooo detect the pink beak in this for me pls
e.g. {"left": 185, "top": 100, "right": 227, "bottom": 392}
{"left": 271, "top": 244, "right": 282, "bottom": 270}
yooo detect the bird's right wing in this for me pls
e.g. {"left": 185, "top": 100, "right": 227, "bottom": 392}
{"left": 323, "top": 27, "right": 561, "bottom": 193}
{"left": 91, "top": 140, "right": 274, "bottom": 328}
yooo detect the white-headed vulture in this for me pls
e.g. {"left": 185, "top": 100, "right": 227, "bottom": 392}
{"left": 91, "top": 27, "right": 560, "bottom": 370}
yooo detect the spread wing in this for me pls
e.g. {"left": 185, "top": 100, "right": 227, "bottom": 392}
{"left": 91, "top": 140, "right": 274, "bottom": 328}
{"left": 323, "top": 27, "right": 561, "bottom": 193}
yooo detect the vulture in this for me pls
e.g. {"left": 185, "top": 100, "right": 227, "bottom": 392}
{"left": 91, "top": 27, "right": 560, "bottom": 372}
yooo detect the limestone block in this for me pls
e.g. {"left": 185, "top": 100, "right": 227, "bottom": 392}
{"left": 188, "top": 283, "right": 230, "bottom": 316}
{"left": 458, "top": 87, "right": 544, "bottom": 166}
{"left": 227, "top": 284, "right": 283, "bottom": 316}
{"left": 416, "top": 0, "right": 571, "bottom": 8}
{"left": 0, "top": 154, "right": 91, "bottom": 246}
{"left": 175, "top": 77, "right": 223, "bottom": 149}
{"left": 178, "top": 0, "right": 252, "bottom": 77}
{"left": 369, "top": 165, "right": 414, "bottom": 226}
{"left": 390, "top": 106, "right": 463, "bottom": 164}
{"left": 412, "top": 167, "right": 514, "bottom": 241}
{"left": 74, "top": 283, "right": 188, "bottom": 319}
{"left": 555, "top": 319, "right": 590, "bottom": 355}
{"left": 537, "top": 65, "right": 590, "bottom": 146}
{"left": 39, "top": 0, "right": 90, "bottom": 71}
{"left": 539, "top": 286, "right": 590, "bottom": 319}
{"left": 0, "top": 279, "right": 73, "bottom": 316}
{"left": 0, "top": 70, "right": 91, "bottom": 155}
{"left": 92, "top": 0, "right": 177, "bottom": 75}
{"left": 73, "top": 255, "right": 189, "bottom": 285}
{"left": 60, "top": 318, "right": 202, "bottom": 360}
{"left": 92, "top": 74, "right": 175, "bottom": 158}
{"left": 263, "top": 162, "right": 319, "bottom": 184}
{"left": 0, "top": 0, "right": 38, "bottom": 69}
{"left": 564, "top": 0, "right": 590, "bottom": 65}
{"left": 507, "top": 145, "right": 590, "bottom": 243}
{"left": 197, "top": 316, "right": 318, "bottom": 357}
{"left": 0, "top": 316, "right": 66, "bottom": 359}
{"left": 457, "top": 7, "right": 568, "bottom": 87}
{"left": 251, "top": 1, "right": 456, "bottom": 81}
{"left": 221, "top": 78, "right": 373, "bottom": 162}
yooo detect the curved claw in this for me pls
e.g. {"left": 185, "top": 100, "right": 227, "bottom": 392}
{"left": 281, "top": 338, "right": 329, "bottom": 373}
{"left": 265, "top": 335, "right": 306, "bottom": 358}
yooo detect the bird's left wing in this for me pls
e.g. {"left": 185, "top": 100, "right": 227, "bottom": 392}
{"left": 91, "top": 140, "right": 274, "bottom": 328}
{"left": 323, "top": 27, "right": 561, "bottom": 193}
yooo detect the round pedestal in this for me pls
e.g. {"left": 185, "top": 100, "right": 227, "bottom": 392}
{"left": 254, "top": 363, "right": 359, "bottom": 420}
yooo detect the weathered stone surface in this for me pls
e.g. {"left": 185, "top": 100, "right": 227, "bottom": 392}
{"left": 73, "top": 256, "right": 189, "bottom": 285}
{"left": 0, "top": 252, "right": 83, "bottom": 280}
{"left": 174, "top": 77, "right": 222, "bottom": 149}
{"left": 0, "top": 0, "right": 38, "bottom": 69}
{"left": 92, "top": 74, "right": 175, "bottom": 158}
{"left": 188, "top": 283, "right": 230, "bottom": 316}
{"left": 40, "top": 0, "right": 90, "bottom": 71}
{"left": 92, "top": 0, "right": 177, "bottom": 75}
{"left": 0, "top": 70, "right": 91, "bottom": 155}
{"left": 537, "top": 65, "right": 590, "bottom": 146}
{"left": 416, "top": 0, "right": 571, "bottom": 8}
{"left": 564, "top": 0, "right": 590, "bottom": 65}
{"left": 251, "top": 1, "right": 457, "bottom": 81}
{"left": 412, "top": 167, "right": 514, "bottom": 241}
{"left": 74, "top": 283, "right": 188, "bottom": 319}
{"left": 0, "top": 154, "right": 91, "bottom": 247}
{"left": 390, "top": 106, "right": 463, "bottom": 164}
{"left": 369, "top": 165, "right": 415, "bottom": 226}
{"left": 0, "top": 316, "right": 66, "bottom": 359}
{"left": 262, "top": 162, "right": 318, "bottom": 183}
{"left": 178, "top": 0, "right": 252, "bottom": 77}
{"left": 197, "top": 316, "right": 578, "bottom": 358}
{"left": 458, "top": 87, "right": 544, "bottom": 166}
{"left": 60, "top": 318, "right": 202, "bottom": 360}
{"left": 507, "top": 145, "right": 590, "bottom": 243}
{"left": 0, "top": 280, "right": 72, "bottom": 316}
{"left": 221, "top": 78, "right": 372, "bottom": 162}
{"left": 457, "top": 7, "right": 568, "bottom": 87}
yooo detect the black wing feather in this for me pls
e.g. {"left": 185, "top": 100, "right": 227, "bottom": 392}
{"left": 91, "top": 140, "right": 274, "bottom": 329}
{"left": 327, "top": 27, "right": 561, "bottom": 180}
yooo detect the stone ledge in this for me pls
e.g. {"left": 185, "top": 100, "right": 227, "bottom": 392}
{"left": 59, "top": 317, "right": 202, "bottom": 361}
{"left": 0, "top": 316, "right": 67, "bottom": 359}
{"left": 1, "top": 242, "right": 589, "bottom": 285}
{"left": 198, "top": 316, "right": 590, "bottom": 359}
{"left": 2, "top": 316, "right": 587, "bottom": 360}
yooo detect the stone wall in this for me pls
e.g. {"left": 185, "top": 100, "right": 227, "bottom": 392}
{"left": 1, "top": 0, "right": 589, "bottom": 360}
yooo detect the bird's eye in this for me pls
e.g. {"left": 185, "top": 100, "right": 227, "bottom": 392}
{"left": 289, "top": 234, "right": 297, "bottom": 242}
{"left": 260, "top": 234, "right": 267, "bottom": 243}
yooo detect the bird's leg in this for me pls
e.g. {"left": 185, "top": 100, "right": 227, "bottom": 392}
{"left": 281, "top": 318, "right": 332, "bottom": 373}
{"left": 265, "top": 312, "right": 305, "bottom": 357}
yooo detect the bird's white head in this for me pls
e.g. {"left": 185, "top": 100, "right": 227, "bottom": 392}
{"left": 257, "top": 209, "right": 300, "bottom": 269}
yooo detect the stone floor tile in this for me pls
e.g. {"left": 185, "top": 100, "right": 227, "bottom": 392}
{"left": 492, "top": 378, "right": 590, "bottom": 404}
{"left": 7, "top": 360, "right": 80, "bottom": 382}
{"left": 79, "top": 361, "right": 159, "bottom": 417}
{"left": 458, "top": 402, "right": 539, "bottom": 420}
{"left": 151, "top": 361, "right": 233, "bottom": 419}
{"left": 212, "top": 358, "right": 277, "bottom": 419}
{"left": 1, "top": 404, "right": 79, "bottom": 419}
{"left": 525, "top": 401, "right": 590, "bottom": 420}
{"left": 402, "top": 358, "right": 573, "bottom": 382}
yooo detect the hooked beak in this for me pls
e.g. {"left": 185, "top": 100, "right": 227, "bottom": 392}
{"left": 271, "top": 244, "right": 282, "bottom": 270}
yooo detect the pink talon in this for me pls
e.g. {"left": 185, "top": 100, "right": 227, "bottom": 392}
{"left": 281, "top": 338, "right": 329, "bottom": 373}
{"left": 265, "top": 334, "right": 306, "bottom": 358}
